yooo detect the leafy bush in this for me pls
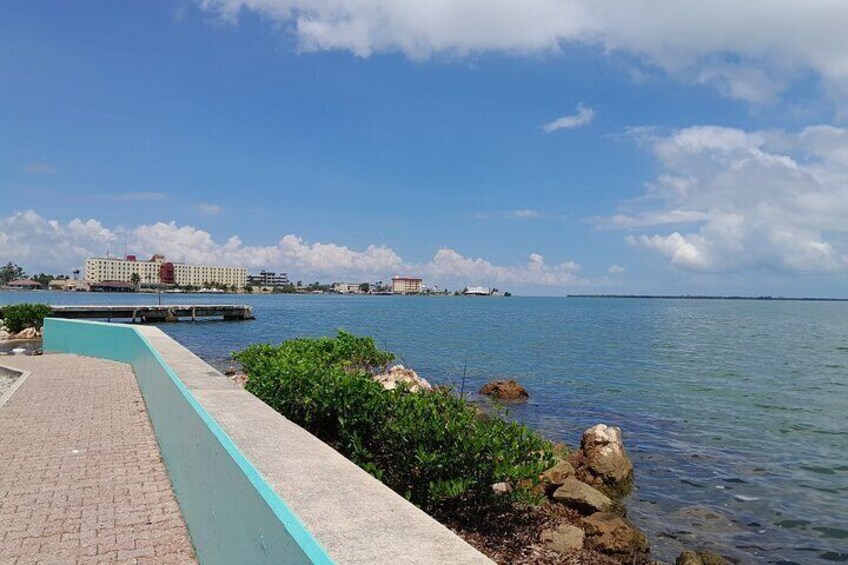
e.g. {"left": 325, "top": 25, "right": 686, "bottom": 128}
{"left": 2, "top": 303, "right": 53, "bottom": 333}
{"left": 235, "top": 331, "right": 553, "bottom": 519}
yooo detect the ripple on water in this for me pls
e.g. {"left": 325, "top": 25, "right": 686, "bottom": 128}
{"left": 814, "top": 527, "right": 848, "bottom": 539}
{"left": 1, "top": 292, "right": 846, "bottom": 564}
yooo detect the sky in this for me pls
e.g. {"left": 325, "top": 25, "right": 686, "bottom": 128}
{"left": 1, "top": 1, "right": 847, "bottom": 297}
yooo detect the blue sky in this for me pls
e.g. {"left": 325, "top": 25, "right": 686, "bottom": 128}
{"left": 2, "top": 1, "right": 847, "bottom": 296}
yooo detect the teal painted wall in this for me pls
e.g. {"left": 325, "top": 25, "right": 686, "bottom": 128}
{"left": 43, "top": 318, "right": 333, "bottom": 565}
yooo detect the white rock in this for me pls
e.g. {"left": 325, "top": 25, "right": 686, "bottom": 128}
{"left": 491, "top": 482, "right": 513, "bottom": 494}
{"left": 578, "top": 424, "right": 633, "bottom": 486}
{"left": 373, "top": 365, "right": 432, "bottom": 393}
{"left": 14, "top": 327, "right": 39, "bottom": 340}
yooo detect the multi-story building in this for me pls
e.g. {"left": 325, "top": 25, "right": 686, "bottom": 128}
{"left": 85, "top": 255, "right": 247, "bottom": 288}
{"left": 247, "top": 270, "right": 289, "bottom": 287}
{"left": 391, "top": 276, "right": 422, "bottom": 295}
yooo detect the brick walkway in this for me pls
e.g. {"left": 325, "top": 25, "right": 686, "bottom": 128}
{"left": 0, "top": 354, "right": 196, "bottom": 564}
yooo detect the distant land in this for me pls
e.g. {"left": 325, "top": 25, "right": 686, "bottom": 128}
{"left": 568, "top": 294, "right": 848, "bottom": 302}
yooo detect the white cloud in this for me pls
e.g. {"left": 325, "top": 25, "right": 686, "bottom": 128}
{"left": 0, "top": 210, "right": 584, "bottom": 288}
{"left": 197, "top": 202, "right": 223, "bottom": 215}
{"left": 613, "top": 125, "right": 848, "bottom": 273}
{"left": 543, "top": 104, "right": 594, "bottom": 132}
{"left": 196, "top": 0, "right": 848, "bottom": 102}
{"left": 0, "top": 211, "right": 117, "bottom": 273}
{"left": 512, "top": 209, "right": 541, "bottom": 218}
{"left": 24, "top": 161, "right": 56, "bottom": 175}
{"left": 473, "top": 209, "right": 544, "bottom": 220}
{"left": 595, "top": 210, "right": 710, "bottom": 230}
{"left": 608, "top": 264, "right": 626, "bottom": 274}
{"left": 421, "top": 249, "right": 583, "bottom": 286}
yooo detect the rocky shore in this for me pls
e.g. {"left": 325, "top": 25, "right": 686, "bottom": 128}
{"left": 226, "top": 360, "right": 729, "bottom": 565}
{"left": 0, "top": 322, "right": 42, "bottom": 342}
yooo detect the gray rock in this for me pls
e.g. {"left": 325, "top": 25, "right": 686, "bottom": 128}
{"left": 576, "top": 424, "right": 633, "bottom": 489}
{"left": 541, "top": 459, "right": 575, "bottom": 488}
{"left": 676, "top": 551, "right": 705, "bottom": 565}
{"left": 583, "top": 512, "right": 649, "bottom": 558}
{"left": 552, "top": 478, "right": 612, "bottom": 514}
{"left": 540, "top": 523, "right": 584, "bottom": 553}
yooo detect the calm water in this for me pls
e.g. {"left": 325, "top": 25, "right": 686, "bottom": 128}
{"left": 3, "top": 292, "right": 847, "bottom": 563}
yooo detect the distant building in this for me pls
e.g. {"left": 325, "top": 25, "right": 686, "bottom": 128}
{"left": 7, "top": 279, "right": 42, "bottom": 290}
{"left": 48, "top": 279, "right": 90, "bottom": 292}
{"left": 85, "top": 255, "right": 247, "bottom": 288}
{"left": 89, "top": 281, "right": 135, "bottom": 293}
{"left": 391, "top": 276, "right": 422, "bottom": 295}
{"left": 332, "top": 283, "right": 363, "bottom": 294}
{"left": 464, "top": 286, "right": 491, "bottom": 296}
{"left": 247, "top": 270, "right": 289, "bottom": 288}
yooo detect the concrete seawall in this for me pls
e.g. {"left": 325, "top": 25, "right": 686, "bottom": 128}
{"left": 43, "top": 318, "right": 492, "bottom": 565}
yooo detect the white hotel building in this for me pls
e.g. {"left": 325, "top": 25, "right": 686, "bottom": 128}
{"left": 85, "top": 255, "right": 247, "bottom": 288}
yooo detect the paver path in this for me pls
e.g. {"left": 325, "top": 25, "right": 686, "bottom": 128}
{"left": 0, "top": 354, "right": 196, "bottom": 564}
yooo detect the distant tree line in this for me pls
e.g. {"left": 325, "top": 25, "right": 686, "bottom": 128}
{"left": 0, "top": 262, "right": 70, "bottom": 287}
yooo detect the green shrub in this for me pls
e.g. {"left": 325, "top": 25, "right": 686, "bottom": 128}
{"left": 2, "top": 303, "right": 53, "bottom": 333}
{"left": 235, "top": 330, "right": 553, "bottom": 519}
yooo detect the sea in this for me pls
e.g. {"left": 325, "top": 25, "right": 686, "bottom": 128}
{"left": 2, "top": 291, "right": 846, "bottom": 563}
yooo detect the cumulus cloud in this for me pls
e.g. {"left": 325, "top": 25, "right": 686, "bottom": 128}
{"left": 608, "top": 264, "right": 626, "bottom": 275}
{"left": 196, "top": 0, "right": 848, "bottom": 102}
{"left": 0, "top": 210, "right": 584, "bottom": 288}
{"left": 421, "top": 249, "right": 583, "bottom": 286}
{"left": 543, "top": 104, "right": 594, "bottom": 132}
{"left": 197, "top": 202, "right": 223, "bottom": 215}
{"left": 611, "top": 125, "right": 848, "bottom": 273}
{"left": 0, "top": 211, "right": 117, "bottom": 272}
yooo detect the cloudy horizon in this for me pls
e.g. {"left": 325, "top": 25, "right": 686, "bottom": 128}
{"left": 2, "top": 1, "right": 847, "bottom": 297}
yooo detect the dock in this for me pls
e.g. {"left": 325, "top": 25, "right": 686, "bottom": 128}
{"left": 45, "top": 304, "right": 254, "bottom": 323}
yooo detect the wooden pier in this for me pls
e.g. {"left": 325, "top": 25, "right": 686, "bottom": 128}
{"left": 45, "top": 305, "right": 254, "bottom": 323}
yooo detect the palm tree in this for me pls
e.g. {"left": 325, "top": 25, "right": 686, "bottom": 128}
{"left": 130, "top": 272, "right": 141, "bottom": 290}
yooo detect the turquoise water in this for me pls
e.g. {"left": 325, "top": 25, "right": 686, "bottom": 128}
{"left": 3, "top": 292, "right": 847, "bottom": 563}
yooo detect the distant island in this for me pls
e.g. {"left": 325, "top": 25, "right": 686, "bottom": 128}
{"left": 568, "top": 294, "right": 848, "bottom": 302}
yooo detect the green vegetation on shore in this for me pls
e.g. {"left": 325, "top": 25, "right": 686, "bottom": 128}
{"left": 0, "top": 303, "right": 53, "bottom": 333}
{"left": 234, "top": 331, "right": 554, "bottom": 518}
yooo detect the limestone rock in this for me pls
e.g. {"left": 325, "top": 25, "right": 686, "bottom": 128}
{"left": 541, "top": 459, "right": 576, "bottom": 489}
{"left": 491, "top": 482, "right": 513, "bottom": 494}
{"left": 540, "top": 523, "right": 584, "bottom": 553}
{"left": 583, "top": 512, "right": 649, "bottom": 558}
{"left": 677, "top": 550, "right": 727, "bottom": 565}
{"left": 12, "top": 327, "right": 39, "bottom": 340}
{"left": 0, "top": 330, "right": 9, "bottom": 341}
{"left": 479, "top": 379, "right": 528, "bottom": 401}
{"left": 699, "top": 551, "right": 727, "bottom": 565}
{"left": 575, "top": 424, "right": 633, "bottom": 491}
{"left": 373, "top": 365, "right": 432, "bottom": 393}
{"left": 228, "top": 373, "right": 249, "bottom": 387}
{"left": 552, "top": 478, "right": 612, "bottom": 514}
{"left": 676, "top": 551, "right": 705, "bottom": 565}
